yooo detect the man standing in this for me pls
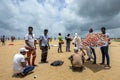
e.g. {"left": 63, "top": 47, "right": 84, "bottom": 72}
{"left": 25, "top": 26, "right": 37, "bottom": 66}
{"left": 58, "top": 33, "right": 63, "bottom": 53}
{"left": 39, "top": 29, "right": 50, "bottom": 63}
{"left": 87, "top": 28, "right": 96, "bottom": 64}
{"left": 65, "top": 34, "right": 72, "bottom": 52}
{"left": 1, "top": 35, "right": 5, "bottom": 46}
{"left": 100, "top": 27, "right": 111, "bottom": 68}
{"left": 13, "top": 48, "right": 34, "bottom": 77}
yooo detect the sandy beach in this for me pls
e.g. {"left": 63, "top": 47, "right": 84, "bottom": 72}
{"left": 0, "top": 40, "right": 120, "bottom": 80}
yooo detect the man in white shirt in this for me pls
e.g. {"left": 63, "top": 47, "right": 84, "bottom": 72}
{"left": 25, "top": 26, "right": 37, "bottom": 66}
{"left": 13, "top": 48, "right": 34, "bottom": 77}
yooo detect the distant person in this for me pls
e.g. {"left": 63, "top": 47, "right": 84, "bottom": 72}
{"left": 39, "top": 29, "right": 50, "bottom": 63}
{"left": 13, "top": 48, "right": 34, "bottom": 77}
{"left": 65, "top": 34, "right": 72, "bottom": 52}
{"left": 69, "top": 47, "right": 84, "bottom": 70}
{"left": 25, "top": 26, "right": 37, "bottom": 66}
{"left": 58, "top": 33, "right": 63, "bottom": 53}
{"left": 100, "top": 27, "right": 111, "bottom": 68}
{"left": 11, "top": 36, "right": 15, "bottom": 42}
{"left": 1, "top": 35, "right": 5, "bottom": 46}
{"left": 87, "top": 28, "right": 96, "bottom": 64}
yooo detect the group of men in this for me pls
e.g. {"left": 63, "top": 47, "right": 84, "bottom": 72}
{"left": 69, "top": 27, "right": 111, "bottom": 71}
{"left": 13, "top": 26, "right": 50, "bottom": 77}
{"left": 13, "top": 26, "right": 111, "bottom": 77}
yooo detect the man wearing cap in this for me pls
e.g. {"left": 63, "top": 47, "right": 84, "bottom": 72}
{"left": 69, "top": 47, "right": 84, "bottom": 70}
{"left": 39, "top": 29, "right": 50, "bottom": 63}
{"left": 25, "top": 26, "right": 37, "bottom": 66}
{"left": 13, "top": 48, "right": 34, "bottom": 77}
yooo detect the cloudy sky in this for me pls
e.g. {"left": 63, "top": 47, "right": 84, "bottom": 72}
{"left": 0, "top": 0, "right": 120, "bottom": 38}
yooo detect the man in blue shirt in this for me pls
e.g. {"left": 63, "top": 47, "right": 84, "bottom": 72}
{"left": 39, "top": 29, "right": 50, "bottom": 63}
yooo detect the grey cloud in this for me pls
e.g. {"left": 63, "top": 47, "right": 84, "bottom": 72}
{"left": 0, "top": 0, "right": 120, "bottom": 38}
{"left": 63, "top": 0, "right": 120, "bottom": 36}
{"left": 77, "top": 0, "right": 120, "bottom": 18}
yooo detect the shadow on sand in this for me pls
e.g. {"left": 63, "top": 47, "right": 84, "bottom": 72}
{"left": 84, "top": 61, "right": 104, "bottom": 73}
{"left": 69, "top": 66, "right": 86, "bottom": 72}
{"left": 12, "top": 71, "right": 34, "bottom": 78}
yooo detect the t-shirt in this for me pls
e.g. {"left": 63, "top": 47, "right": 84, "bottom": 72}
{"left": 65, "top": 36, "right": 71, "bottom": 43}
{"left": 101, "top": 33, "right": 110, "bottom": 47}
{"left": 25, "top": 34, "right": 36, "bottom": 48}
{"left": 39, "top": 34, "right": 49, "bottom": 46}
{"left": 58, "top": 36, "right": 62, "bottom": 43}
{"left": 13, "top": 53, "right": 25, "bottom": 74}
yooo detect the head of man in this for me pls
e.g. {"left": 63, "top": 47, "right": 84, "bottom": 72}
{"left": 89, "top": 28, "right": 93, "bottom": 33}
{"left": 74, "top": 47, "right": 78, "bottom": 53}
{"left": 28, "top": 26, "right": 33, "bottom": 34}
{"left": 44, "top": 29, "right": 48, "bottom": 36}
{"left": 101, "top": 27, "right": 106, "bottom": 34}
{"left": 67, "top": 34, "right": 70, "bottom": 37}
{"left": 20, "top": 48, "right": 29, "bottom": 55}
{"left": 58, "top": 33, "right": 61, "bottom": 36}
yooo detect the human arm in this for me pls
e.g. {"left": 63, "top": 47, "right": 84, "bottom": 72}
{"left": 25, "top": 40, "right": 33, "bottom": 48}
{"left": 48, "top": 38, "right": 50, "bottom": 49}
{"left": 21, "top": 57, "right": 27, "bottom": 67}
{"left": 39, "top": 40, "right": 43, "bottom": 50}
{"left": 34, "top": 39, "right": 37, "bottom": 49}
{"left": 21, "top": 62, "right": 27, "bottom": 67}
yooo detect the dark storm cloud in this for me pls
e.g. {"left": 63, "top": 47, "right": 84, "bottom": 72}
{"left": 64, "top": 0, "right": 120, "bottom": 37}
{"left": 77, "top": 0, "right": 120, "bottom": 18}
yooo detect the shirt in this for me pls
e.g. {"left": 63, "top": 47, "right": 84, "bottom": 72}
{"left": 25, "top": 34, "right": 36, "bottom": 48}
{"left": 58, "top": 36, "right": 62, "bottom": 43}
{"left": 39, "top": 34, "right": 49, "bottom": 46}
{"left": 101, "top": 33, "right": 110, "bottom": 47}
{"left": 13, "top": 53, "right": 25, "bottom": 74}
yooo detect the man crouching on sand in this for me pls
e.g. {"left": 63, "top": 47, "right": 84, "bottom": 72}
{"left": 13, "top": 48, "right": 34, "bottom": 77}
{"left": 69, "top": 47, "right": 85, "bottom": 71}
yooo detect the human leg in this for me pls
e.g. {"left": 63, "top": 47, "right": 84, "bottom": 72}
{"left": 32, "top": 50, "right": 37, "bottom": 66}
{"left": 100, "top": 47, "right": 105, "bottom": 64}
{"left": 91, "top": 48, "right": 96, "bottom": 64}
{"left": 23, "top": 66, "right": 34, "bottom": 75}
{"left": 104, "top": 46, "right": 110, "bottom": 66}
{"left": 26, "top": 48, "right": 32, "bottom": 65}
{"left": 41, "top": 46, "right": 48, "bottom": 62}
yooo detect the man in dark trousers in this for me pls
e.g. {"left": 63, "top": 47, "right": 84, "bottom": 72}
{"left": 65, "top": 34, "right": 72, "bottom": 52}
{"left": 100, "top": 27, "right": 111, "bottom": 68}
{"left": 39, "top": 29, "right": 50, "bottom": 63}
{"left": 87, "top": 28, "right": 96, "bottom": 64}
